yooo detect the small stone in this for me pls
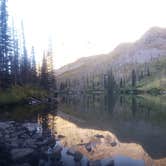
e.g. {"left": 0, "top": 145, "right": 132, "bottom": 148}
{"left": 85, "top": 143, "right": 92, "bottom": 152}
{"left": 11, "top": 148, "right": 34, "bottom": 160}
{"left": 106, "top": 159, "right": 114, "bottom": 166}
{"left": 21, "top": 163, "right": 31, "bottom": 166}
{"left": 110, "top": 141, "right": 117, "bottom": 147}
{"left": 74, "top": 151, "right": 83, "bottom": 162}
{"left": 95, "top": 134, "right": 104, "bottom": 138}
{"left": 53, "top": 144, "right": 62, "bottom": 154}
{"left": 89, "top": 160, "right": 101, "bottom": 166}
{"left": 0, "top": 122, "right": 10, "bottom": 130}
{"left": 32, "top": 134, "right": 43, "bottom": 141}
{"left": 47, "top": 147, "right": 52, "bottom": 155}
{"left": 5, "top": 134, "right": 10, "bottom": 139}
{"left": 48, "top": 145, "right": 62, "bottom": 162}
{"left": 8, "top": 121, "right": 15, "bottom": 125}
{"left": 67, "top": 148, "right": 76, "bottom": 156}
{"left": 75, "top": 161, "right": 81, "bottom": 166}
{"left": 37, "top": 137, "right": 55, "bottom": 147}
{"left": 58, "top": 135, "right": 65, "bottom": 139}
{"left": 39, "top": 159, "right": 46, "bottom": 166}
{"left": 10, "top": 142, "right": 19, "bottom": 148}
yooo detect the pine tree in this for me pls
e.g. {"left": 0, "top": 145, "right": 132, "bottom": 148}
{"left": 86, "top": 75, "right": 89, "bottom": 89}
{"left": 47, "top": 39, "right": 56, "bottom": 90}
{"left": 107, "top": 69, "right": 116, "bottom": 93}
{"left": 147, "top": 66, "right": 150, "bottom": 76}
{"left": 0, "top": 0, "right": 12, "bottom": 88}
{"left": 40, "top": 43, "right": 56, "bottom": 94}
{"left": 120, "top": 78, "right": 123, "bottom": 88}
{"left": 20, "top": 21, "right": 29, "bottom": 84}
{"left": 11, "top": 19, "right": 19, "bottom": 85}
{"left": 132, "top": 69, "right": 136, "bottom": 87}
{"left": 41, "top": 52, "right": 49, "bottom": 89}
{"left": 30, "top": 46, "right": 37, "bottom": 84}
{"left": 104, "top": 74, "right": 108, "bottom": 89}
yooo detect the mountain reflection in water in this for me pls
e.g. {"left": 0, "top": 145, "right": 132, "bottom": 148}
{"left": 0, "top": 94, "right": 166, "bottom": 165}
{"left": 54, "top": 94, "right": 166, "bottom": 165}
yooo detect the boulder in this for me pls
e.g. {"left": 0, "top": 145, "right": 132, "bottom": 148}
{"left": 36, "top": 137, "right": 55, "bottom": 147}
{"left": 11, "top": 148, "right": 34, "bottom": 161}
{"left": 0, "top": 122, "right": 10, "bottom": 130}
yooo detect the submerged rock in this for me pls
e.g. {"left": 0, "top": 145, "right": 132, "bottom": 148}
{"left": 106, "top": 160, "right": 114, "bottom": 166}
{"left": 53, "top": 144, "right": 63, "bottom": 154}
{"left": 74, "top": 151, "right": 83, "bottom": 162}
{"left": 110, "top": 141, "right": 117, "bottom": 147}
{"left": 0, "top": 121, "right": 61, "bottom": 165}
{"left": 67, "top": 148, "right": 76, "bottom": 156}
{"left": 102, "top": 158, "right": 114, "bottom": 166}
{"left": 85, "top": 143, "right": 93, "bottom": 152}
{"left": 94, "top": 134, "right": 104, "bottom": 139}
{"left": 89, "top": 160, "right": 101, "bottom": 166}
{"left": 58, "top": 134, "right": 65, "bottom": 139}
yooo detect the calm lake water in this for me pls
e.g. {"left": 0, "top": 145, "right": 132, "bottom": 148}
{"left": 0, "top": 94, "right": 166, "bottom": 165}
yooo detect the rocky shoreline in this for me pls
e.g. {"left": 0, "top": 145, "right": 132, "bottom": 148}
{"left": 0, "top": 121, "right": 58, "bottom": 166}
{"left": 0, "top": 121, "right": 115, "bottom": 166}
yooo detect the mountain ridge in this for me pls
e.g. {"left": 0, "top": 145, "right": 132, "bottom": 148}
{"left": 56, "top": 27, "right": 166, "bottom": 87}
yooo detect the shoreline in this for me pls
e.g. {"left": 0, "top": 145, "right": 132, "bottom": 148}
{"left": 0, "top": 120, "right": 146, "bottom": 166}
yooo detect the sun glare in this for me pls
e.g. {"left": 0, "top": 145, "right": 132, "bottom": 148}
{"left": 9, "top": 0, "right": 166, "bottom": 68}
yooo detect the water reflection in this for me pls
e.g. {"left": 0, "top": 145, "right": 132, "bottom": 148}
{"left": 58, "top": 94, "right": 166, "bottom": 160}
{"left": 0, "top": 94, "right": 166, "bottom": 165}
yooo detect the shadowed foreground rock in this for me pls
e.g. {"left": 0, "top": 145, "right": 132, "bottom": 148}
{"left": 0, "top": 121, "right": 61, "bottom": 166}
{"left": 0, "top": 120, "right": 130, "bottom": 166}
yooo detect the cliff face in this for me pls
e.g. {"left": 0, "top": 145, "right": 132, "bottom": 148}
{"left": 56, "top": 27, "right": 166, "bottom": 85}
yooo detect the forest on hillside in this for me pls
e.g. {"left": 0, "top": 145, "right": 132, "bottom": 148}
{"left": 0, "top": 0, "right": 56, "bottom": 100}
{"left": 57, "top": 29, "right": 166, "bottom": 95}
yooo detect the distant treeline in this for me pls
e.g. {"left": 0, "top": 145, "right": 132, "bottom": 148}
{"left": 0, "top": 0, "right": 56, "bottom": 90}
{"left": 58, "top": 63, "right": 152, "bottom": 94}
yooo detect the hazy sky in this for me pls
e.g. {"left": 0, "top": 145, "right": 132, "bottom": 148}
{"left": 9, "top": 0, "right": 166, "bottom": 69}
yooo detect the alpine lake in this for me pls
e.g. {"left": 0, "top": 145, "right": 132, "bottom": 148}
{"left": 0, "top": 94, "right": 166, "bottom": 166}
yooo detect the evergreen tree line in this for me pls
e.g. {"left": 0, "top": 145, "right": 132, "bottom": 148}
{"left": 59, "top": 69, "right": 117, "bottom": 94}
{"left": 59, "top": 64, "right": 151, "bottom": 94}
{"left": 0, "top": 0, "right": 55, "bottom": 90}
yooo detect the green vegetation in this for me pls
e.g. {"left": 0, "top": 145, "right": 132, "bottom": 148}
{"left": 0, "top": 85, "right": 48, "bottom": 105}
{"left": 136, "top": 57, "right": 166, "bottom": 94}
{"left": 58, "top": 57, "right": 166, "bottom": 96}
{"left": 0, "top": 104, "right": 48, "bottom": 121}
{"left": 120, "top": 57, "right": 166, "bottom": 95}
